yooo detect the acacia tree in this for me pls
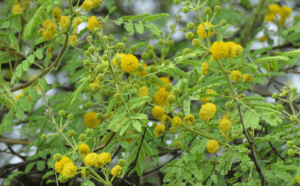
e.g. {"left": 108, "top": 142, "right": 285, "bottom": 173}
{"left": 1, "top": 0, "right": 300, "bottom": 185}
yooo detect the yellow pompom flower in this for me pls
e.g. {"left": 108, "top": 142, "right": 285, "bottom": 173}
{"left": 152, "top": 106, "right": 165, "bottom": 120}
{"left": 218, "top": 119, "right": 232, "bottom": 132}
{"left": 59, "top": 16, "right": 70, "bottom": 28}
{"left": 234, "top": 44, "right": 243, "bottom": 56}
{"left": 69, "top": 35, "right": 78, "bottom": 46}
{"left": 61, "top": 162, "right": 77, "bottom": 178}
{"left": 89, "top": 80, "right": 99, "bottom": 88}
{"left": 201, "top": 62, "right": 209, "bottom": 75}
{"left": 242, "top": 74, "right": 254, "bottom": 82}
{"left": 79, "top": 144, "right": 91, "bottom": 156}
{"left": 91, "top": 0, "right": 103, "bottom": 8}
{"left": 81, "top": 0, "right": 93, "bottom": 11}
{"left": 98, "top": 152, "right": 111, "bottom": 165}
{"left": 199, "top": 103, "right": 217, "bottom": 122}
{"left": 83, "top": 112, "right": 100, "bottom": 128}
{"left": 84, "top": 153, "right": 99, "bottom": 167}
{"left": 226, "top": 41, "right": 238, "bottom": 58}
{"left": 264, "top": 12, "right": 276, "bottom": 21}
{"left": 112, "top": 53, "right": 125, "bottom": 66}
{"left": 172, "top": 116, "right": 182, "bottom": 127}
{"left": 183, "top": 114, "right": 195, "bottom": 125}
{"left": 138, "top": 86, "right": 149, "bottom": 97}
{"left": 280, "top": 6, "right": 292, "bottom": 18}
{"left": 210, "top": 41, "right": 229, "bottom": 59}
{"left": 138, "top": 63, "right": 148, "bottom": 77}
{"left": 160, "top": 115, "right": 171, "bottom": 124}
{"left": 74, "top": 17, "right": 82, "bottom": 26}
{"left": 153, "top": 88, "right": 171, "bottom": 106}
{"left": 12, "top": 4, "right": 23, "bottom": 15}
{"left": 197, "top": 22, "right": 214, "bottom": 39}
{"left": 120, "top": 54, "right": 139, "bottom": 73}
{"left": 111, "top": 165, "right": 122, "bottom": 178}
{"left": 206, "top": 140, "right": 219, "bottom": 154}
{"left": 157, "top": 77, "right": 171, "bottom": 88}
{"left": 229, "top": 70, "right": 242, "bottom": 82}
{"left": 268, "top": 4, "right": 281, "bottom": 14}
{"left": 154, "top": 124, "right": 165, "bottom": 137}
{"left": 55, "top": 156, "right": 72, "bottom": 174}
{"left": 87, "top": 16, "right": 100, "bottom": 33}
{"left": 52, "top": 7, "right": 62, "bottom": 22}
{"left": 42, "top": 20, "right": 57, "bottom": 40}
{"left": 200, "top": 89, "right": 216, "bottom": 104}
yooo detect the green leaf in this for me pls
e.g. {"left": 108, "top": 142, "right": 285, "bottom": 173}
{"left": 178, "top": 59, "right": 202, "bottom": 66}
{"left": 131, "top": 113, "right": 148, "bottom": 120}
{"left": 109, "top": 112, "right": 127, "bottom": 129}
{"left": 37, "top": 160, "right": 45, "bottom": 171}
{"left": 82, "top": 180, "right": 96, "bottom": 186}
{"left": 270, "top": 60, "right": 278, "bottom": 71}
{"left": 253, "top": 56, "right": 291, "bottom": 64}
{"left": 0, "top": 14, "right": 23, "bottom": 25}
{"left": 136, "top": 158, "right": 143, "bottom": 177}
{"left": 46, "top": 180, "right": 56, "bottom": 184}
{"left": 219, "top": 24, "right": 231, "bottom": 33}
{"left": 4, "top": 171, "right": 23, "bottom": 186}
{"left": 141, "top": 13, "right": 169, "bottom": 23}
{"left": 120, "top": 122, "right": 131, "bottom": 136}
{"left": 260, "top": 112, "right": 277, "bottom": 127}
{"left": 35, "top": 48, "right": 44, "bottom": 60}
{"left": 27, "top": 54, "right": 35, "bottom": 64}
{"left": 135, "top": 21, "right": 144, "bottom": 34}
{"left": 243, "top": 111, "right": 260, "bottom": 129}
{"left": 132, "top": 120, "right": 142, "bottom": 132}
{"left": 129, "top": 101, "right": 145, "bottom": 111}
{"left": 183, "top": 99, "right": 191, "bottom": 116}
{"left": 68, "top": 78, "right": 89, "bottom": 105}
{"left": 114, "top": 117, "right": 130, "bottom": 132}
{"left": 145, "top": 24, "right": 161, "bottom": 35}
{"left": 42, "top": 171, "right": 54, "bottom": 180}
{"left": 124, "top": 21, "right": 134, "bottom": 35}
{"left": 127, "top": 96, "right": 150, "bottom": 104}
{"left": 141, "top": 141, "right": 153, "bottom": 156}
{"left": 170, "top": 68, "right": 190, "bottom": 79}
{"left": 130, "top": 13, "right": 151, "bottom": 21}
{"left": 25, "top": 162, "right": 36, "bottom": 174}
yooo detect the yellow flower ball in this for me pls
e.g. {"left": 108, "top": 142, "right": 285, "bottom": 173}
{"left": 210, "top": 41, "right": 229, "bottom": 59}
{"left": 74, "top": 17, "right": 82, "bottom": 26}
{"left": 61, "top": 162, "right": 77, "bottom": 178}
{"left": 152, "top": 106, "right": 165, "bottom": 120}
{"left": 242, "top": 74, "right": 254, "bottom": 82}
{"left": 12, "top": 4, "right": 23, "bottom": 15}
{"left": 112, "top": 53, "right": 125, "bottom": 66}
{"left": 229, "top": 70, "right": 242, "bottom": 82}
{"left": 69, "top": 35, "right": 78, "bottom": 46}
{"left": 264, "top": 12, "right": 276, "bottom": 21}
{"left": 201, "top": 62, "right": 209, "bottom": 75}
{"left": 98, "top": 152, "right": 111, "bottom": 165}
{"left": 154, "top": 124, "right": 165, "bottom": 137}
{"left": 59, "top": 16, "right": 70, "bottom": 28}
{"left": 280, "top": 6, "right": 292, "bottom": 18}
{"left": 138, "top": 86, "right": 149, "bottom": 97}
{"left": 83, "top": 112, "right": 101, "bottom": 128}
{"left": 153, "top": 88, "right": 172, "bottom": 106}
{"left": 84, "top": 153, "right": 99, "bottom": 167}
{"left": 206, "top": 140, "right": 219, "bottom": 154}
{"left": 42, "top": 20, "right": 57, "bottom": 40}
{"left": 199, "top": 103, "right": 217, "bottom": 122}
{"left": 138, "top": 63, "right": 148, "bottom": 77}
{"left": 218, "top": 119, "right": 232, "bottom": 132}
{"left": 183, "top": 114, "right": 195, "bottom": 125}
{"left": 79, "top": 144, "right": 91, "bottom": 156}
{"left": 52, "top": 7, "right": 62, "bottom": 22}
{"left": 87, "top": 16, "right": 100, "bottom": 33}
{"left": 172, "top": 116, "right": 182, "bottom": 127}
{"left": 120, "top": 54, "right": 139, "bottom": 73}
{"left": 157, "top": 77, "right": 171, "bottom": 88}
{"left": 197, "top": 22, "right": 214, "bottom": 39}
{"left": 111, "top": 165, "right": 122, "bottom": 178}
{"left": 268, "top": 4, "right": 281, "bottom": 14}
{"left": 89, "top": 80, "right": 99, "bottom": 88}
{"left": 160, "top": 115, "right": 171, "bottom": 124}
{"left": 81, "top": 0, "right": 93, "bottom": 11}
{"left": 200, "top": 89, "right": 216, "bottom": 104}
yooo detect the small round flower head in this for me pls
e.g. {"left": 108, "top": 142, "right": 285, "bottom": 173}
{"left": 291, "top": 87, "right": 297, "bottom": 92}
{"left": 68, "top": 130, "right": 75, "bottom": 137}
{"left": 118, "top": 159, "right": 126, "bottom": 167}
{"left": 184, "top": 1, "right": 190, "bottom": 6}
{"left": 114, "top": 93, "right": 122, "bottom": 101}
{"left": 59, "top": 16, "right": 70, "bottom": 28}
{"left": 86, "top": 129, "right": 93, "bottom": 136}
{"left": 242, "top": 74, "right": 254, "bottom": 82}
{"left": 225, "top": 102, "right": 233, "bottom": 110}
{"left": 102, "top": 54, "right": 109, "bottom": 61}
{"left": 287, "top": 141, "right": 294, "bottom": 148}
{"left": 41, "top": 134, "right": 47, "bottom": 140}
{"left": 69, "top": 35, "right": 78, "bottom": 46}
{"left": 141, "top": 52, "right": 148, "bottom": 59}
{"left": 111, "top": 165, "right": 122, "bottom": 178}
{"left": 160, "top": 115, "right": 172, "bottom": 124}
{"left": 187, "top": 22, "right": 195, "bottom": 30}
{"left": 214, "top": 5, "right": 222, "bottom": 12}
{"left": 218, "top": 119, "right": 232, "bottom": 132}
{"left": 149, "top": 65, "right": 158, "bottom": 73}
{"left": 154, "top": 124, "right": 165, "bottom": 137}
{"left": 120, "top": 54, "right": 139, "bottom": 73}
{"left": 79, "top": 134, "right": 87, "bottom": 141}
{"left": 132, "top": 83, "right": 139, "bottom": 89}
{"left": 272, "top": 93, "right": 279, "bottom": 99}
{"left": 116, "top": 42, "right": 125, "bottom": 50}
{"left": 183, "top": 114, "right": 195, "bottom": 125}
{"left": 97, "top": 74, "right": 105, "bottom": 81}
{"left": 138, "top": 86, "right": 149, "bottom": 97}
{"left": 130, "top": 45, "right": 137, "bottom": 52}
{"left": 41, "top": 20, "right": 57, "bottom": 40}
{"left": 81, "top": 170, "right": 90, "bottom": 178}
{"left": 167, "top": 40, "right": 175, "bottom": 47}
{"left": 169, "top": 127, "right": 177, "bottom": 134}
{"left": 98, "top": 152, "right": 112, "bottom": 165}
{"left": 149, "top": 75, "right": 158, "bottom": 84}
{"left": 86, "top": 102, "right": 94, "bottom": 108}
{"left": 221, "top": 20, "right": 227, "bottom": 26}
{"left": 183, "top": 48, "right": 191, "bottom": 55}
{"left": 269, "top": 112, "right": 275, "bottom": 119}
{"left": 92, "top": 84, "right": 101, "bottom": 93}
{"left": 206, "top": 140, "right": 219, "bottom": 154}
{"left": 173, "top": 88, "right": 181, "bottom": 96}
{"left": 200, "top": 89, "right": 216, "bottom": 104}
{"left": 176, "top": 112, "right": 184, "bottom": 118}
{"left": 229, "top": 70, "right": 242, "bottom": 82}
{"left": 167, "top": 95, "right": 176, "bottom": 104}
{"left": 152, "top": 106, "right": 165, "bottom": 120}
{"left": 201, "top": 62, "right": 209, "bottom": 75}
{"left": 174, "top": 141, "right": 183, "bottom": 150}
{"left": 146, "top": 45, "right": 154, "bottom": 51}
{"left": 210, "top": 41, "right": 229, "bottom": 59}
{"left": 204, "top": 7, "right": 212, "bottom": 14}
{"left": 148, "top": 50, "right": 154, "bottom": 59}
{"left": 185, "top": 32, "right": 194, "bottom": 40}
{"left": 164, "top": 84, "right": 173, "bottom": 92}
{"left": 199, "top": 103, "right": 217, "bottom": 121}
{"left": 59, "top": 110, "right": 66, "bottom": 117}
{"left": 59, "top": 175, "right": 68, "bottom": 183}
{"left": 122, "top": 37, "right": 128, "bottom": 43}
{"left": 192, "top": 39, "right": 201, "bottom": 47}
{"left": 79, "top": 144, "right": 91, "bottom": 156}
{"left": 81, "top": 0, "right": 93, "bottom": 11}
{"left": 54, "top": 153, "right": 62, "bottom": 162}
{"left": 158, "top": 38, "right": 164, "bottom": 45}
{"left": 182, "top": 7, "right": 189, "bottom": 13}
{"left": 153, "top": 88, "right": 172, "bottom": 106}
{"left": 288, "top": 149, "right": 295, "bottom": 157}
{"left": 172, "top": 116, "right": 182, "bottom": 127}
{"left": 67, "top": 114, "right": 74, "bottom": 120}
{"left": 52, "top": 7, "right": 62, "bottom": 22}
{"left": 290, "top": 116, "right": 297, "bottom": 122}
{"left": 83, "top": 60, "right": 92, "bottom": 69}
{"left": 207, "top": 26, "right": 215, "bottom": 32}
{"left": 84, "top": 112, "right": 100, "bottom": 128}
{"left": 197, "top": 22, "right": 214, "bottom": 39}
{"left": 276, "top": 104, "right": 283, "bottom": 111}
{"left": 137, "top": 64, "right": 143, "bottom": 72}
{"left": 87, "top": 16, "right": 100, "bottom": 33}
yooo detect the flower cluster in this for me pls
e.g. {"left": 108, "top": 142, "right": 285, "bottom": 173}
{"left": 264, "top": 4, "right": 292, "bottom": 24}
{"left": 41, "top": 20, "right": 57, "bottom": 40}
{"left": 55, "top": 157, "right": 77, "bottom": 178}
{"left": 210, "top": 41, "right": 243, "bottom": 60}
{"left": 199, "top": 103, "right": 217, "bottom": 122}
{"left": 120, "top": 54, "right": 139, "bottom": 73}
{"left": 206, "top": 140, "right": 219, "bottom": 154}
{"left": 83, "top": 112, "right": 101, "bottom": 128}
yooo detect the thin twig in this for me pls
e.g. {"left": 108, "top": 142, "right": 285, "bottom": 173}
{"left": 264, "top": 125, "right": 285, "bottom": 162}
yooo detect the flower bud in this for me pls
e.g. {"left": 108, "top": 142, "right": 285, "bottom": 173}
{"left": 174, "top": 0, "right": 180, "bottom": 5}
{"left": 118, "top": 159, "right": 126, "bottom": 167}
{"left": 204, "top": 7, "right": 212, "bottom": 14}
{"left": 132, "top": 83, "right": 139, "bottom": 89}
{"left": 192, "top": 39, "right": 201, "bottom": 47}
{"left": 116, "top": 42, "right": 125, "bottom": 50}
{"left": 147, "top": 45, "right": 154, "bottom": 51}
{"left": 167, "top": 40, "right": 175, "bottom": 47}
{"left": 122, "top": 37, "right": 128, "bottom": 43}
{"left": 272, "top": 93, "right": 278, "bottom": 99}
{"left": 182, "top": 28, "right": 187, "bottom": 32}
{"left": 114, "top": 93, "right": 122, "bottom": 101}
{"left": 68, "top": 130, "right": 75, "bottom": 137}
{"left": 67, "top": 114, "right": 74, "bottom": 120}
{"left": 59, "top": 175, "right": 68, "bottom": 183}
{"left": 86, "top": 102, "right": 94, "bottom": 108}
{"left": 221, "top": 20, "right": 227, "bottom": 26}
{"left": 53, "top": 153, "right": 62, "bottom": 162}
{"left": 96, "top": 113, "right": 104, "bottom": 121}
{"left": 176, "top": 112, "right": 184, "bottom": 118}
{"left": 41, "top": 134, "right": 47, "bottom": 140}
{"left": 102, "top": 54, "right": 109, "bottom": 61}
{"left": 269, "top": 112, "right": 275, "bottom": 119}
{"left": 288, "top": 149, "right": 295, "bottom": 157}
{"left": 97, "top": 74, "right": 105, "bottom": 81}
{"left": 184, "top": 1, "right": 190, "bottom": 6}
{"left": 84, "top": 60, "right": 92, "bottom": 69}
{"left": 82, "top": 104, "right": 89, "bottom": 110}
{"left": 169, "top": 127, "right": 177, "bottom": 134}
{"left": 79, "top": 134, "right": 86, "bottom": 141}
{"left": 149, "top": 75, "right": 158, "bottom": 84}
{"left": 131, "top": 45, "right": 137, "bottom": 52}
{"left": 183, "top": 48, "right": 191, "bottom": 55}
{"left": 86, "top": 129, "right": 93, "bottom": 136}
{"left": 182, "top": 7, "right": 189, "bottom": 13}
{"left": 137, "top": 64, "right": 144, "bottom": 72}
{"left": 59, "top": 110, "right": 66, "bottom": 117}
{"left": 208, "top": 26, "right": 215, "bottom": 32}
{"left": 92, "top": 84, "right": 101, "bottom": 93}
{"left": 88, "top": 47, "right": 94, "bottom": 53}
{"left": 290, "top": 116, "right": 297, "bottom": 122}
{"left": 276, "top": 104, "right": 283, "bottom": 112}
{"left": 287, "top": 141, "right": 294, "bottom": 148}
{"left": 164, "top": 60, "right": 170, "bottom": 66}
{"left": 149, "top": 65, "right": 158, "bottom": 73}
{"left": 167, "top": 95, "right": 176, "bottom": 104}
{"left": 174, "top": 141, "right": 183, "bottom": 150}
{"left": 142, "top": 52, "right": 148, "bottom": 59}
{"left": 214, "top": 5, "right": 222, "bottom": 12}
{"left": 225, "top": 102, "right": 233, "bottom": 110}
{"left": 148, "top": 50, "right": 154, "bottom": 59}
{"left": 158, "top": 39, "right": 164, "bottom": 45}
{"left": 291, "top": 87, "right": 297, "bottom": 92}
{"left": 185, "top": 32, "right": 194, "bottom": 40}
{"left": 173, "top": 88, "right": 181, "bottom": 96}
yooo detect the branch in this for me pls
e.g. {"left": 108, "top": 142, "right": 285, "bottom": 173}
{"left": 264, "top": 125, "right": 285, "bottom": 162}
{"left": 237, "top": 104, "right": 266, "bottom": 186}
